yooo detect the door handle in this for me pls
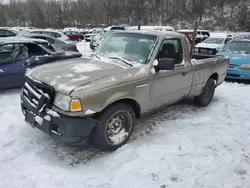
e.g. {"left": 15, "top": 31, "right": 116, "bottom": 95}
{"left": 182, "top": 71, "right": 187, "bottom": 76}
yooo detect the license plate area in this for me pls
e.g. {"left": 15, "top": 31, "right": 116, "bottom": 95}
{"left": 25, "top": 111, "right": 36, "bottom": 128}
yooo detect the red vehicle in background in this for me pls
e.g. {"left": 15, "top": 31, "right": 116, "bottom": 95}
{"left": 64, "top": 31, "right": 84, "bottom": 41}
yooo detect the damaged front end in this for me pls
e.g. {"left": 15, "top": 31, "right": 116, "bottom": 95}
{"left": 20, "top": 76, "right": 98, "bottom": 146}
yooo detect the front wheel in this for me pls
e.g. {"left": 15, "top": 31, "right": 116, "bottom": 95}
{"left": 194, "top": 78, "right": 216, "bottom": 107}
{"left": 91, "top": 103, "right": 136, "bottom": 151}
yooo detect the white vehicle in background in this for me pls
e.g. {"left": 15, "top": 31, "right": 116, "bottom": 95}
{"left": 104, "top": 25, "right": 125, "bottom": 31}
{"left": 127, "top": 25, "right": 174, "bottom": 32}
{"left": 63, "top": 27, "right": 79, "bottom": 33}
{"left": 17, "top": 29, "right": 69, "bottom": 41}
{"left": 194, "top": 33, "right": 233, "bottom": 55}
{"left": 177, "top": 29, "right": 210, "bottom": 44}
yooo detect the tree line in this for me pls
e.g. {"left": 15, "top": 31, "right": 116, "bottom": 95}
{"left": 0, "top": 0, "right": 249, "bottom": 31}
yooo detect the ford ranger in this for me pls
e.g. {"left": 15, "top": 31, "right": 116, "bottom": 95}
{"left": 20, "top": 30, "right": 229, "bottom": 151}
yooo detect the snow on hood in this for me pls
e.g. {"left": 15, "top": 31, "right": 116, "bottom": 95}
{"left": 196, "top": 43, "right": 223, "bottom": 49}
{"left": 26, "top": 57, "right": 131, "bottom": 95}
{"left": 216, "top": 52, "right": 250, "bottom": 66}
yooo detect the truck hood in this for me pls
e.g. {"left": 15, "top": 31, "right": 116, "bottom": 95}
{"left": 216, "top": 52, "right": 250, "bottom": 66}
{"left": 196, "top": 43, "right": 223, "bottom": 49}
{"left": 26, "top": 57, "right": 132, "bottom": 95}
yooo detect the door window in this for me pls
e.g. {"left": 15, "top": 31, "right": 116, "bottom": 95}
{"left": 7, "top": 30, "right": 16, "bottom": 36}
{"left": 157, "top": 39, "right": 183, "bottom": 64}
{"left": 0, "top": 43, "right": 29, "bottom": 62}
{"left": 23, "top": 43, "right": 46, "bottom": 56}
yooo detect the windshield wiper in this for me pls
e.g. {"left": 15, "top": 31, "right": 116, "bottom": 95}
{"left": 108, "top": 56, "right": 133, "bottom": 67}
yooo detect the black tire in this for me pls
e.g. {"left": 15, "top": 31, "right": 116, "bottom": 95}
{"left": 91, "top": 103, "right": 136, "bottom": 151}
{"left": 194, "top": 78, "right": 216, "bottom": 107}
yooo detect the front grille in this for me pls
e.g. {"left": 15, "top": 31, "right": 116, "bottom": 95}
{"left": 198, "top": 48, "right": 216, "bottom": 55}
{"left": 22, "top": 76, "right": 55, "bottom": 113}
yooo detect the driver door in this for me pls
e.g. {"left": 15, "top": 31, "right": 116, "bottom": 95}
{"left": 149, "top": 38, "right": 193, "bottom": 109}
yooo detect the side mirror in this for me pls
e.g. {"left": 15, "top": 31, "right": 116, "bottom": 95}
{"left": 154, "top": 58, "right": 175, "bottom": 73}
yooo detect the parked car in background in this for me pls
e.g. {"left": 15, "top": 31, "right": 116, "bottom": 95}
{"left": 17, "top": 29, "right": 69, "bottom": 41}
{"left": 0, "top": 37, "right": 82, "bottom": 89}
{"left": 23, "top": 34, "right": 78, "bottom": 52}
{"left": 85, "top": 29, "right": 103, "bottom": 42}
{"left": 195, "top": 33, "right": 233, "bottom": 55}
{"left": 20, "top": 30, "right": 229, "bottom": 151}
{"left": 217, "top": 38, "right": 250, "bottom": 80}
{"left": 62, "top": 27, "right": 79, "bottom": 33}
{"left": 234, "top": 34, "right": 250, "bottom": 40}
{"left": 90, "top": 30, "right": 122, "bottom": 50}
{"left": 0, "top": 28, "right": 18, "bottom": 37}
{"left": 64, "top": 31, "right": 84, "bottom": 41}
{"left": 178, "top": 29, "right": 210, "bottom": 44}
{"left": 89, "top": 26, "right": 126, "bottom": 50}
{"left": 104, "top": 25, "right": 125, "bottom": 31}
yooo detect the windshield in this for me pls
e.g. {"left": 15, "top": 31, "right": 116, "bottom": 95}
{"left": 95, "top": 33, "right": 158, "bottom": 65}
{"left": 221, "top": 40, "right": 250, "bottom": 54}
{"left": 203, "top": 38, "right": 224, "bottom": 44}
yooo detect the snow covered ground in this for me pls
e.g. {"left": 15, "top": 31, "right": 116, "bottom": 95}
{"left": 1, "top": 41, "right": 250, "bottom": 188}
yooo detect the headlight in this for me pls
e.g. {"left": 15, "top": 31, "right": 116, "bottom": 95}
{"left": 54, "top": 93, "right": 82, "bottom": 112}
{"left": 240, "top": 64, "right": 250, "bottom": 70}
{"left": 216, "top": 47, "right": 221, "bottom": 52}
{"left": 194, "top": 48, "right": 198, "bottom": 53}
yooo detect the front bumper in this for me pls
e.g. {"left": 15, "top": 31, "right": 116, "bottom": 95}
{"left": 195, "top": 47, "right": 217, "bottom": 55}
{"left": 21, "top": 94, "right": 98, "bottom": 146}
{"left": 226, "top": 68, "right": 250, "bottom": 80}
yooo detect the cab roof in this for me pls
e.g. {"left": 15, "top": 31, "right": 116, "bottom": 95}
{"left": 111, "top": 30, "right": 185, "bottom": 38}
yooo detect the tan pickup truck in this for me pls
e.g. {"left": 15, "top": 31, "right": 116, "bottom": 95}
{"left": 20, "top": 30, "right": 229, "bottom": 151}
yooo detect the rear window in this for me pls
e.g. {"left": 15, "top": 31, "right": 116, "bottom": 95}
{"left": 110, "top": 27, "right": 124, "bottom": 30}
{"left": 30, "top": 31, "right": 44, "bottom": 35}
{"left": 44, "top": 31, "right": 61, "bottom": 38}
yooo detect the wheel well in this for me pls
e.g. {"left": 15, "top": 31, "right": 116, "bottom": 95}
{"left": 210, "top": 73, "right": 218, "bottom": 83}
{"left": 103, "top": 99, "right": 141, "bottom": 119}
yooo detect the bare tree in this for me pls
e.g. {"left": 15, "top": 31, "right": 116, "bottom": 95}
{"left": 0, "top": 0, "right": 249, "bottom": 31}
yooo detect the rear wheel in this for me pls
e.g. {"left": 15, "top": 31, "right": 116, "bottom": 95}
{"left": 194, "top": 78, "right": 216, "bottom": 107}
{"left": 91, "top": 103, "right": 136, "bottom": 151}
